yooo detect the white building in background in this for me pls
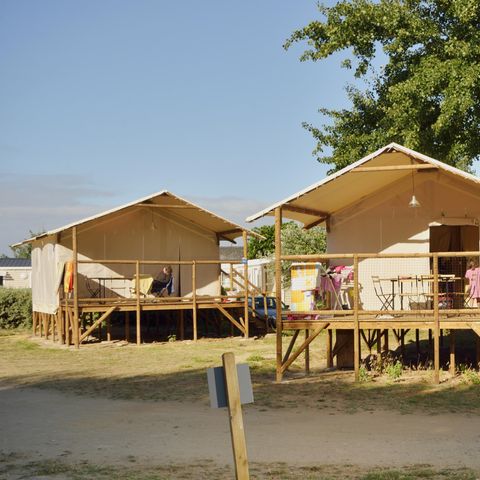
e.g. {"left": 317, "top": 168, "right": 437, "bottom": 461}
{"left": 0, "top": 258, "right": 32, "bottom": 289}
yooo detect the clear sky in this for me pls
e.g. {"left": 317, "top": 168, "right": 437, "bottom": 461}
{"left": 0, "top": 0, "right": 355, "bottom": 254}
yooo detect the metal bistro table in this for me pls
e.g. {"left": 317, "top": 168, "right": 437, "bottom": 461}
{"left": 86, "top": 276, "right": 132, "bottom": 298}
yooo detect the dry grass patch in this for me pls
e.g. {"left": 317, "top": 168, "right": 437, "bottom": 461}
{"left": 1, "top": 331, "right": 480, "bottom": 414}
{"left": 0, "top": 454, "right": 477, "bottom": 480}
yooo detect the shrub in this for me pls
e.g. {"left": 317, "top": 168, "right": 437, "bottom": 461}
{"left": 358, "top": 365, "right": 371, "bottom": 383}
{"left": 385, "top": 360, "right": 403, "bottom": 381}
{"left": 0, "top": 288, "right": 32, "bottom": 329}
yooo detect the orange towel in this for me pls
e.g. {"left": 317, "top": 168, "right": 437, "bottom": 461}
{"left": 64, "top": 261, "right": 74, "bottom": 293}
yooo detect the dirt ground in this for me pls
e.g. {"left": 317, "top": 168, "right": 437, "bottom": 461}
{"left": 1, "top": 333, "right": 480, "bottom": 479}
{"left": 2, "top": 386, "right": 480, "bottom": 476}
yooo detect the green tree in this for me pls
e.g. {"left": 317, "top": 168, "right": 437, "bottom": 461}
{"left": 285, "top": 0, "right": 480, "bottom": 172}
{"left": 249, "top": 222, "right": 326, "bottom": 287}
{"left": 10, "top": 230, "right": 44, "bottom": 259}
{"left": 247, "top": 224, "right": 276, "bottom": 259}
{"left": 247, "top": 223, "right": 326, "bottom": 260}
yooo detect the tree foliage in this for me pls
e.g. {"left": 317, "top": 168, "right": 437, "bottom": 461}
{"left": 248, "top": 223, "right": 326, "bottom": 259}
{"left": 248, "top": 223, "right": 326, "bottom": 287}
{"left": 285, "top": 0, "right": 480, "bottom": 172}
{"left": 247, "top": 225, "right": 276, "bottom": 259}
{"left": 10, "top": 230, "right": 44, "bottom": 259}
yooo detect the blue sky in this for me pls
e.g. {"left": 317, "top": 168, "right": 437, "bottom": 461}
{"left": 1, "top": 0, "right": 355, "bottom": 254}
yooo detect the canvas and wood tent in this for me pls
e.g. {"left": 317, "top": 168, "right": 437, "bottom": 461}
{"left": 13, "top": 190, "right": 261, "bottom": 347}
{"left": 247, "top": 143, "right": 480, "bottom": 383}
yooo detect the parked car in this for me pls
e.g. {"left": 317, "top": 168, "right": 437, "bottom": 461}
{"left": 247, "top": 296, "right": 288, "bottom": 328}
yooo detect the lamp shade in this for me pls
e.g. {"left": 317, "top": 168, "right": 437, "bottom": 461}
{"left": 408, "top": 194, "right": 421, "bottom": 208}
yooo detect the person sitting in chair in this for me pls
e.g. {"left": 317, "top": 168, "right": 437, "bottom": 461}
{"left": 152, "top": 266, "right": 174, "bottom": 297}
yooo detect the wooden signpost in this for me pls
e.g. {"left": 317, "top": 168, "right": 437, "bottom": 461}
{"left": 207, "top": 352, "right": 253, "bottom": 480}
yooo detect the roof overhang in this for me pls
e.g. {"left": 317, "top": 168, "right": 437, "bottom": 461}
{"left": 246, "top": 143, "right": 480, "bottom": 228}
{"left": 12, "top": 190, "right": 262, "bottom": 247}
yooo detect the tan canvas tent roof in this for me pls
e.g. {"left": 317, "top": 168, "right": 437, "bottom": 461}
{"left": 246, "top": 143, "right": 480, "bottom": 228}
{"left": 13, "top": 190, "right": 260, "bottom": 246}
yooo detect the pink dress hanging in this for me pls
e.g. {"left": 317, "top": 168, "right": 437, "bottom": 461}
{"left": 465, "top": 267, "right": 480, "bottom": 299}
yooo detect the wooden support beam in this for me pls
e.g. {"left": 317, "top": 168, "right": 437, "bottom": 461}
{"left": 449, "top": 329, "right": 455, "bottom": 375}
{"left": 73, "top": 226, "right": 80, "bottom": 349}
{"left": 281, "top": 323, "right": 329, "bottom": 374}
{"left": 179, "top": 309, "right": 184, "bottom": 340}
{"left": 214, "top": 304, "right": 245, "bottom": 335}
{"left": 65, "top": 300, "right": 70, "bottom": 346}
{"left": 282, "top": 330, "right": 300, "bottom": 365}
{"left": 242, "top": 231, "right": 249, "bottom": 339}
{"left": 304, "top": 216, "right": 328, "bottom": 230}
{"left": 125, "top": 311, "right": 130, "bottom": 342}
{"left": 137, "top": 203, "right": 195, "bottom": 209}
{"left": 326, "top": 329, "right": 333, "bottom": 368}
{"left": 351, "top": 164, "right": 438, "bottom": 173}
{"left": 433, "top": 254, "right": 440, "bottom": 384}
{"left": 282, "top": 204, "right": 329, "bottom": 218}
{"left": 80, "top": 306, "right": 116, "bottom": 342}
{"left": 305, "top": 329, "right": 310, "bottom": 375}
{"left": 275, "top": 207, "right": 283, "bottom": 382}
{"left": 353, "top": 255, "right": 360, "bottom": 381}
{"left": 136, "top": 261, "right": 141, "bottom": 345}
{"left": 219, "top": 228, "right": 243, "bottom": 236}
{"left": 193, "top": 261, "right": 198, "bottom": 341}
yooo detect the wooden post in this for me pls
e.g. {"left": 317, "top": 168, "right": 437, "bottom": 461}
{"left": 32, "top": 311, "right": 37, "bottom": 336}
{"left": 52, "top": 314, "right": 56, "bottom": 342}
{"left": 305, "top": 329, "right": 310, "bottom": 375}
{"left": 179, "top": 309, "right": 184, "bottom": 340}
{"left": 106, "top": 317, "right": 111, "bottom": 342}
{"left": 400, "top": 329, "right": 406, "bottom": 359}
{"left": 242, "top": 231, "right": 249, "bottom": 339}
{"left": 192, "top": 261, "right": 197, "bottom": 341}
{"left": 476, "top": 334, "right": 480, "bottom": 368}
{"left": 383, "top": 329, "right": 389, "bottom": 352}
{"left": 45, "top": 313, "right": 49, "bottom": 340}
{"left": 449, "top": 329, "right": 455, "bottom": 375}
{"left": 433, "top": 254, "right": 440, "bottom": 384}
{"left": 72, "top": 226, "right": 80, "bottom": 348}
{"left": 64, "top": 300, "right": 70, "bottom": 346}
{"left": 136, "top": 260, "right": 141, "bottom": 345}
{"left": 353, "top": 255, "right": 360, "bottom": 382}
{"left": 222, "top": 352, "right": 249, "bottom": 480}
{"left": 415, "top": 329, "right": 420, "bottom": 356}
{"left": 326, "top": 329, "right": 333, "bottom": 368}
{"left": 274, "top": 207, "right": 283, "bottom": 382}
{"left": 125, "top": 311, "right": 130, "bottom": 342}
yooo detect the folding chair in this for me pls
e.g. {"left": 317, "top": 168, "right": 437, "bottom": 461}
{"left": 397, "top": 276, "right": 421, "bottom": 310}
{"left": 372, "top": 276, "right": 394, "bottom": 311}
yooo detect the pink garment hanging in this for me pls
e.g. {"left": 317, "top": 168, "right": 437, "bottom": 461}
{"left": 320, "top": 274, "right": 342, "bottom": 293}
{"left": 465, "top": 267, "right": 480, "bottom": 299}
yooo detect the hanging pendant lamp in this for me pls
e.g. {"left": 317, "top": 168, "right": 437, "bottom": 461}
{"left": 408, "top": 169, "right": 421, "bottom": 208}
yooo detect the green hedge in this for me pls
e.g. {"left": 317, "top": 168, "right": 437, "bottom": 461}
{"left": 0, "top": 288, "right": 32, "bottom": 329}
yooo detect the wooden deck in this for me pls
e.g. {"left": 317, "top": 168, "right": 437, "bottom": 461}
{"left": 32, "top": 295, "right": 264, "bottom": 347}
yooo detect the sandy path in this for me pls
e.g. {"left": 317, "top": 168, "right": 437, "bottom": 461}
{"left": 1, "top": 386, "right": 479, "bottom": 468}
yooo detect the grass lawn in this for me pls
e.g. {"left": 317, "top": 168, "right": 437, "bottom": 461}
{"left": 1, "top": 330, "right": 480, "bottom": 414}
{"left": 2, "top": 330, "right": 480, "bottom": 479}
{"left": 0, "top": 453, "right": 478, "bottom": 480}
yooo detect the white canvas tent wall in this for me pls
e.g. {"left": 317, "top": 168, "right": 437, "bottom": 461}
{"left": 247, "top": 143, "right": 480, "bottom": 309}
{"left": 16, "top": 191, "right": 258, "bottom": 315}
